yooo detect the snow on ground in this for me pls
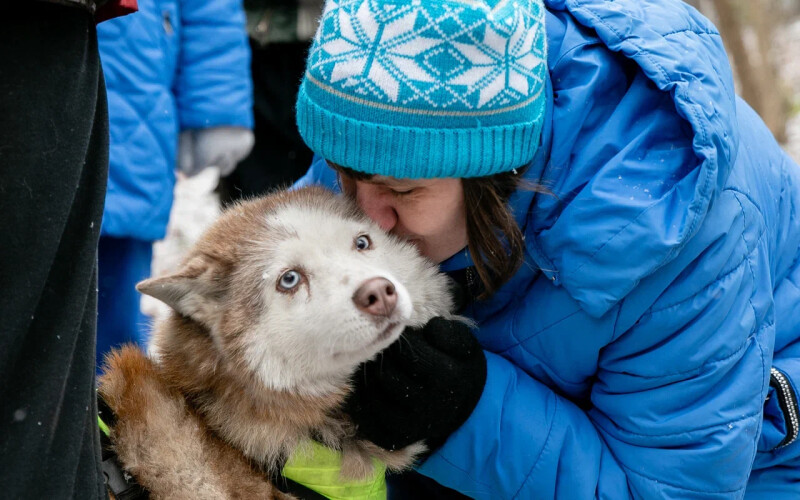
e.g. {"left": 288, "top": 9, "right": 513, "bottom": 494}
{"left": 142, "top": 18, "right": 800, "bottom": 320}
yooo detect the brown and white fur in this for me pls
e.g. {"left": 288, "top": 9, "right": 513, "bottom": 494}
{"left": 98, "top": 186, "right": 455, "bottom": 499}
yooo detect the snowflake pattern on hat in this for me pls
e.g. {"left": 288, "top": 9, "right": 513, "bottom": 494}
{"left": 306, "top": 0, "right": 547, "bottom": 113}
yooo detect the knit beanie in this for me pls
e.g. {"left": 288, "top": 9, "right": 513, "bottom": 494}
{"left": 296, "top": 0, "right": 548, "bottom": 179}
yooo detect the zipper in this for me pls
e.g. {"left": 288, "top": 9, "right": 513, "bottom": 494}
{"left": 771, "top": 367, "right": 799, "bottom": 448}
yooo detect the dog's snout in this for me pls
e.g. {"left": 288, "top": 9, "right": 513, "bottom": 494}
{"left": 353, "top": 277, "right": 397, "bottom": 317}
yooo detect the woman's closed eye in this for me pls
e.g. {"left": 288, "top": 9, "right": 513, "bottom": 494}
{"left": 390, "top": 188, "right": 415, "bottom": 197}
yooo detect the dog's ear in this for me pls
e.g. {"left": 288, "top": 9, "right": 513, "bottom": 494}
{"left": 136, "top": 254, "right": 227, "bottom": 327}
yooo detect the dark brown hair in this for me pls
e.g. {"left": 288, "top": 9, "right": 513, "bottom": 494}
{"left": 332, "top": 164, "right": 547, "bottom": 299}
{"left": 462, "top": 168, "right": 550, "bottom": 298}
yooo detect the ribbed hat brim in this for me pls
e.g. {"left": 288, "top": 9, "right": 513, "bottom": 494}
{"left": 296, "top": 81, "right": 545, "bottom": 179}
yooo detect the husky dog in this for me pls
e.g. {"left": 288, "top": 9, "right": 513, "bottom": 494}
{"left": 98, "top": 186, "right": 455, "bottom": 499}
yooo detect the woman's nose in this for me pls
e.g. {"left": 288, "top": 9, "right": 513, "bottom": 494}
{"left": 356, "top": 184, "right": 397, "bottom": 231}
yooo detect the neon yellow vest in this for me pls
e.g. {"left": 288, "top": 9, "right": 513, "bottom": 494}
{"left": 282, "top": 441, "right": 387, "bottom": 500}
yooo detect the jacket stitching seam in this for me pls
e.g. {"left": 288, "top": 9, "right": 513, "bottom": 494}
{"left": 732, "top": 191, "right": 760, "bottom": 338}
{"left": 500, "top": 344, "right": 589, "bottom": 388}
{"left": 780, "top": 273, "right": 800, "bottom": 294}
{"left": 661, "top": 28, "right": 720, "bottom": 38}
{"left": 602, "top": 322, "right": 771, "bottom": 380}
{"left": 551, "top": 41, "right": 597, "bottom": 73}
{"left": 598, "top": 412, "right": 759, "bottom": 493}
{"left": 572, "top": 3, "right": 671, "bottom": 83}
{"left": 434, "top": 454, "right": 495, "bottom": 492}
{"left": 595, "top": 408, "right": 761, "bottom": 441}
{"left": 512, "top": 392, "right": 558, "bottom": 500}
{"left": 511, "top": 308, "right": 582, "bottom": 344}
{"left": 645, "top": 253, "right": 748, "bottom": 316}
{"left": 645, "top": 226, "right": 764, "bottom": 316}
{"left": 642, "top": 198, "right": 766, "bottom": 316}
{"left": 775, "top": 165, "right": 800, "bottom": 283}
{"left": 620, "top": 462, "right": 747, "bottom": 495}
{"left": 724, "top": 187, "right": 766, "bottom": 225}
{"left": 683, "top": 99, "right": 713, "bottom": 250}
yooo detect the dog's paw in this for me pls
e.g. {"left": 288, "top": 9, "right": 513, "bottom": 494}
{"left": 97, "top": 343, "right": 163, "bottom": 418}
{"left": 372, "top": 441, "right": 427, "bottom": 472}
{"left": 339, "top": 440, "right": 376, "bottom": 480}
{"left": 338, "top": 439, "right": 427, "bottom": 479}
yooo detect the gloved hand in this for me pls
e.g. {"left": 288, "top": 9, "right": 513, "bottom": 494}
{"left": 178, "top": 126, "right": 254, "bottom": 178}
{"left": 343, "top": 317, "right": 487, "bottom": 455}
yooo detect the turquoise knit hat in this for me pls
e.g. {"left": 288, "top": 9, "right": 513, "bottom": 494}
{"left": 296, "top": 0, "right": 548, "bottom": 179}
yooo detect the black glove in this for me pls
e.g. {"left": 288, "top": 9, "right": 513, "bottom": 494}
{"left": 343, "top": 317, "right": 487, "bottom": 455}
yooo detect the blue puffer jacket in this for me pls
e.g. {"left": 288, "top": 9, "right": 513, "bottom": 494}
{"left": 299, "top": 0, "right": 800, "bottom": 497}
{"left": 97, "top": 0, "right": 253, "bottom": 241}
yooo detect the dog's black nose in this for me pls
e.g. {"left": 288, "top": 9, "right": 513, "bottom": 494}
{"left": 353, "top": 277, "right": 397, "bottom": 317}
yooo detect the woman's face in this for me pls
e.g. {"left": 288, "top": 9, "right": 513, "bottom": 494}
{"left": 339, "top": 172, "right": 468, "bottom": 263}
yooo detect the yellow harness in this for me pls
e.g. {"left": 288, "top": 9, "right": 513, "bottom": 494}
{"left": 282, "top": 441, "right": 387, "bottom": 500}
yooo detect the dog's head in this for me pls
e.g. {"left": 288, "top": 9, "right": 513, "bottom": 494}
{"left": 137, "top": 187, "right": 454, "bottom": 395}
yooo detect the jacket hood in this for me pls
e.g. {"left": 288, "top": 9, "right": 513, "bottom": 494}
{"left": 518, "top": 0, "right": 738, "bottom": 318}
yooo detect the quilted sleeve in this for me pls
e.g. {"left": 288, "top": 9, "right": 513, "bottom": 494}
{"left": 175, "top": 0, "right": 253, "bottom": 130}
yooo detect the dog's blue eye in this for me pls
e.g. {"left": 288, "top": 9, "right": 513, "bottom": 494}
{"left": 278, "top": 270, "right": 301, "bottom": 290}
{"left": 355, "top": 235, "right": 371, "bottom": 251}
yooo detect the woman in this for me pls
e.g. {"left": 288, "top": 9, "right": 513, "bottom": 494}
{"left": 295, "top": 0, "right": 800, "bottom": 498}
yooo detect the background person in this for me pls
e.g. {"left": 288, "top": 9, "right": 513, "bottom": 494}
{"left": 94, "top": 0, "right": 254, "bottom": 370}
{"left": 217, "top": 0, "right": 322, "bottom": 207}
{"left": 0, "top": 1, "right": 136, "bottom": 498}
{"left": 295, "top": 0, "right": 800, "bottom": 497}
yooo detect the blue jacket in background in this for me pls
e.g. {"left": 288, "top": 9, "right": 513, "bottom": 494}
{"left": 299, "top": 0, "right": 800, "bottom": 497}
{"left": 97, "top": 0, "right": 253, "bottom": 241}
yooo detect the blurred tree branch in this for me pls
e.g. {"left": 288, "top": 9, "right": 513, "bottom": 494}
{"left": 688, "top": 0, "right": 792, "bottom": 143}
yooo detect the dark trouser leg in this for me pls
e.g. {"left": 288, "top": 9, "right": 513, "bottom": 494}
{"left": 96, "top": 236, "right": 154, "bottom": 372}
{"left": 0, "top": 4, "right": 109, "bottom": 498}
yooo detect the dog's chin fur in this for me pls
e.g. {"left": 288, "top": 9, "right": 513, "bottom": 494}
{"left": 251, "top": 321, "right": 407, "bottom": 398}
{"left": 98, "top": 187, "right": 454, "bottom": 498}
